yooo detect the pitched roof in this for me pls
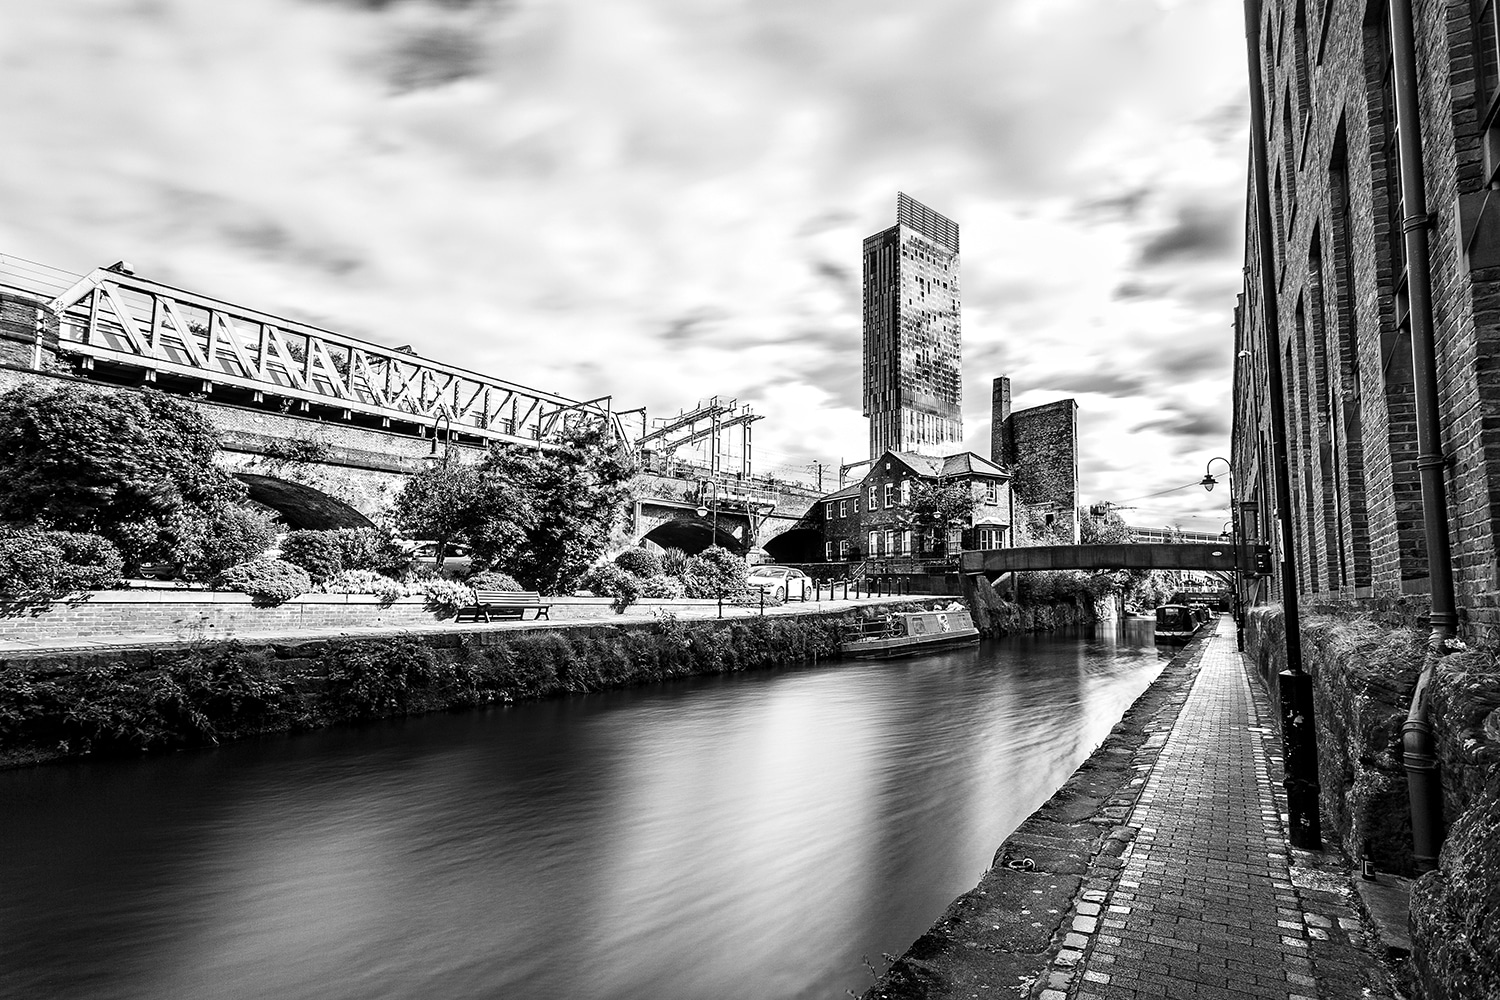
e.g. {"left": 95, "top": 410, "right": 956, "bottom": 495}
{"left": 890, "top": 451, "right": 1010, "bottom": 479}
{"left": 817, "top": 481, "right": 863, "bottom": 502}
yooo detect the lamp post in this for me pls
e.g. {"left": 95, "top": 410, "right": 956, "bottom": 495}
{"left": 426, "top": 412, "right": 454, "bottom": 468}
{"left": 695, "top": 478, "right": 720, "bottom": 550}
{"left": 1201, "top": 457, "right": 1244, "bottom": 651}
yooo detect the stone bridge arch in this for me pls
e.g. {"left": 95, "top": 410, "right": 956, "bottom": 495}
{"left": 235, "top": 474, "right": 376, "bottom": 531}
{"left": 634, "top": 502, "right": 752, "bottom": 555}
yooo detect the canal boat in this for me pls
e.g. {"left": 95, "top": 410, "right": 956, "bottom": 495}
{"left": 1154, "top": 603, "right": 1211, "bottom": 644}
{"left": 840, "top": 607, "right": 980, "bottom": 659}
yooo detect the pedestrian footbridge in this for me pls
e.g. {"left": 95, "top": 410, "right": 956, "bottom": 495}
{"left": 960, "top": 543, "right": 1238, "bottom": 578}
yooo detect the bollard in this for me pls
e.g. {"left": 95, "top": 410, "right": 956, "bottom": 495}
{"left": 759, "top": 588, "right": 765, "bottom": 616}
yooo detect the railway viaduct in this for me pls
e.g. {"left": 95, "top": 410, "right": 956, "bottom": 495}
{"left": 0, "top": 259, "right": 824, "bottom": 557}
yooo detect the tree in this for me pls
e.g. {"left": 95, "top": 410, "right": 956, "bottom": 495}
{"left": 393, "top": 425, "right": 637, "bottom": 592}
{"left": 1079, "top": 506, "right": 1134, "bottom": 545}
{"left": 470, "top": 425, "right": 637, "bottom": 593}
{"left": 391, "top": 463, "right": 490, "bottom": 569}
{"left": 906, "top": 478, "right": 980, "bottom": 552}
{"left": 0, "top": 385, "right": 251, "bottom": 570}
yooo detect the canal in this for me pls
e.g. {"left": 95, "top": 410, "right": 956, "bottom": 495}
{"left": 0, "top": 621, "right": 1166, "bottom": 1000}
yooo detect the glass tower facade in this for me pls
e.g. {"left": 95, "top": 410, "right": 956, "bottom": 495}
{"left": 862, "top": 192, "right": 963, "bottom": 459}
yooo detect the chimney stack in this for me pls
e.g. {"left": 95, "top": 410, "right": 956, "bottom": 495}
{"left": 991, "top": 376, "right": 1012, "bottom": 464}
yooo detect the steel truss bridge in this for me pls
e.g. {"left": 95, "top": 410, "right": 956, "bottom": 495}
{"left": 7, "top": 257, "right": 637, "bottom": 450}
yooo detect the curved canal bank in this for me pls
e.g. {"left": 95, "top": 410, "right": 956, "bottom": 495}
{"left": 0, "top": 623, "right": 1166, "bottom": 1000}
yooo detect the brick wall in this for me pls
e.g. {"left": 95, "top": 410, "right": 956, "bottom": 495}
{"left": 1237, "top": 0, "right": 1500, "bottom": 609}
{"left": 1007, "top": 399, "right": 1079, "bottom": 544}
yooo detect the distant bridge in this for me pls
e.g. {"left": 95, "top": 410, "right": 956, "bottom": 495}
{"left": 961, "top": 543, "right": 1239, "bottom": 577}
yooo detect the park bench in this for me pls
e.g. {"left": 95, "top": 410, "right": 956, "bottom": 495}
{"left": 455, "top": 590, "right": 551, "bottom": 623}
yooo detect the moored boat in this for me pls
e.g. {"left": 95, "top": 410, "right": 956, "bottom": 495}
{"left": 840, "top": 607, "right": 980, "bottom": 659}
{"left": 1154, "top": 603, "right": 1211, "bottom": 644}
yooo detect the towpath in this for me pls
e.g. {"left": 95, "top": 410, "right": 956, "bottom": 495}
{"left": 1055, "top": 620, "right": 1392, "bottom": 1000}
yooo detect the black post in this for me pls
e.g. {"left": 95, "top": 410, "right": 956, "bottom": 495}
{"left": 759, "top": 588, "right": 765, "bottom": 616}
{"left": 1244, "top": 0, "right": 1321, "bottom": 849}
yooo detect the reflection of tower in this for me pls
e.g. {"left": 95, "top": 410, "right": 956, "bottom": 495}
{"left": 862, "top": 192, "right": 963, "bottom": 459}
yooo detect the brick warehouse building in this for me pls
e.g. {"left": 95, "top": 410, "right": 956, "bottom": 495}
{"left": 1236, "top": 1, "right": 1500, "bottom": 992}
{"left": 816, "top": 375, "right": 1078, "bottom": 576}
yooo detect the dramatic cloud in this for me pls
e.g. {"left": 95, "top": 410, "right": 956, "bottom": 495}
{"left": 0, "top": 0, "right": 1250, "bottom": 531}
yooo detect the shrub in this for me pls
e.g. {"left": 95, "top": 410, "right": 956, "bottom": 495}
{"left": 659, "top": 546, "right": 689, "bottom": 577}
{"left": 215, "top": 558, "right": 312, "bottom": 604}
{"left": 186, "top": 504, "right": 279, "bottom": 577}
{"left": 321, "top": 569, "right": 407, "bottom": 603}
{"left": 639, "top": 574, "right": 685, "bottom": 599}
{"left": 579, "top": 562, "right": 639, "bottom": 598}
{"left": 466, "top": 569, "right": 523, "bottom": 591}
{"left": 608, "top": 573, "right": 641, "bottom": 614}
{"left": 333, "top": 527, "right": 411, "bottom": 577}
{"left": 421, "top": 579, "right": 475, "bottom": 619}
{"left": 279, "top": 530, "right": 344, "bottom": 583}
{"left": 614, "top": 547, "right": 663, "bottom": 578}
{"left": 681, "top": 546, "right": 747, "bottom": 599}
{"left": 0, "top": 526, "right": 123, "bottom": 598}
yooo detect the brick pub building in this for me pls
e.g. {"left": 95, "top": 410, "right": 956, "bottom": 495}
{"left": 1236, "top": 1, "right": 1500, "bottom": 992}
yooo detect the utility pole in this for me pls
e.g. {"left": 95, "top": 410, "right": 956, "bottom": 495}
{"left": 808, "top": 461, "right": 826, "bottom": 492}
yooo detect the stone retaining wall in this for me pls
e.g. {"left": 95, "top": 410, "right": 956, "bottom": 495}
{"left": 1244, "top": 605, "right": 1500, "bottom": 1000}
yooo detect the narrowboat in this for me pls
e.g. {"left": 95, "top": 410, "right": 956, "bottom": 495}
{"left": 840, "top": 607, "right": 981, "bottom": 659}
{"left": 1154, "top": 603, "right": 1207, "bottom": 644}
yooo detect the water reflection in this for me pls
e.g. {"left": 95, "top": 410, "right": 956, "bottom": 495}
{"left": 0, "top": 621, "right": 1161, "bottom": 1000}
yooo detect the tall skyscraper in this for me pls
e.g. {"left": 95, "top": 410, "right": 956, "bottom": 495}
{"left": 862, "top": 192, "right": 963, "bottom": 459}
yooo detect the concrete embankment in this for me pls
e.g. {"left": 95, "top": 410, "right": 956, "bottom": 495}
{"left": 861, "top": 634, "right": 1209, "bottom": 999}
{"left": 0, "top": 600, "right": 945, "bottom": 769}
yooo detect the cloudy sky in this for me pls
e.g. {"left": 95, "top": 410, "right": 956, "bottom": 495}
{"left": 0, "top": 0, "right": 1248, "bottom": 532}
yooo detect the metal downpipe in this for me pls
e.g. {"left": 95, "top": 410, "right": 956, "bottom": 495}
{"left": 1387, "top": 0, "right": 1461, "bottom": 872}
{"left": 1243, "top": 0, "right": 1321, "bottom": 850}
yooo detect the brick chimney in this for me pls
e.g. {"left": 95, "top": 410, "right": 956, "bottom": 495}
{"left": 991, "top": 376, "right": 1012, "bottom": 464}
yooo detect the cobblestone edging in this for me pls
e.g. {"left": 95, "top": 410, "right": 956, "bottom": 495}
{"left": 861, "top": 636, "right": 1210, "bottom": 999}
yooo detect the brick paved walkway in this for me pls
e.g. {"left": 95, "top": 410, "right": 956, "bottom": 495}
{"left": 1063, "top": 621, "right": 1389, "bottom": 1000}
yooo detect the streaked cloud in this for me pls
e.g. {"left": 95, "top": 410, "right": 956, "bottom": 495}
{"left": 0, "top": 0, "right": 1248, "bottom": 530}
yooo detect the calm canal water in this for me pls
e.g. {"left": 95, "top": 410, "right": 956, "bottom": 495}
{"left": 0, "top": 621, "right": 1166, "bottom": 1000}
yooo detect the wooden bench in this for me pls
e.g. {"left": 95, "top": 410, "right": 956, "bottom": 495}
{"left": 455, "top": 590, "right": 551, "bottom": 623}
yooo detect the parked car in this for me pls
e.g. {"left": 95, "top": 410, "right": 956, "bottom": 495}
{"left": 410, "top": 541, "right": 473, "bottom": 579}
{"left": 745, "top": 565, "right": 812, "bottom": 602}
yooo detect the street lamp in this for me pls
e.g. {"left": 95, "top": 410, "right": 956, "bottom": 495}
{"left": 1201, "top": 457, "right": 1243, "bottom": 651}
{"left": 695, "top": 478, "right": 720, "bottom": 549}
{"left": 426, "top": 412, "right": 454, "bottom": 467}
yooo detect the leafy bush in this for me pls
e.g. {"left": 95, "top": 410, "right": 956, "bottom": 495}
{"left": 0, "top": 526, "right": 123, "bottom": 599}
{"left": 659, "top": 546, "right": 689, "bottom": 576}
{"left": 185, "top": 504, "right": 279, "bottom": 577}
{"left": 639, "top": 574, "right": 685, "bottom": 599}
{"left": 609, "top": 573, "right": 641, "bottom": 614}
{"left": 215, "top": 558, "right": 312, "bottom": 605}
{"left": 681, "top": 546, "right": 748, "bottom": 599}
{"left": 279, "top": 530, "right": 344, "bottom": 583}
{"left": 333, "top": 527, "right": 412, "bottom": 577}
{"left": 0, "top": 385, "right": 249, "bottom": 570}
{"left": 421, "top": 579, "right": 475, "bottom": 619}
{"left": 466, "top": 569, "right": 523, "bottom": 591}
{"left": 614, "top": 547, "right": 663, "bottom": 578}
{"left": 579, "top": 562, "right": 640, "bottom": 598}
{"left": 321, "top": 569, "right": 407, "bottom": 603}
